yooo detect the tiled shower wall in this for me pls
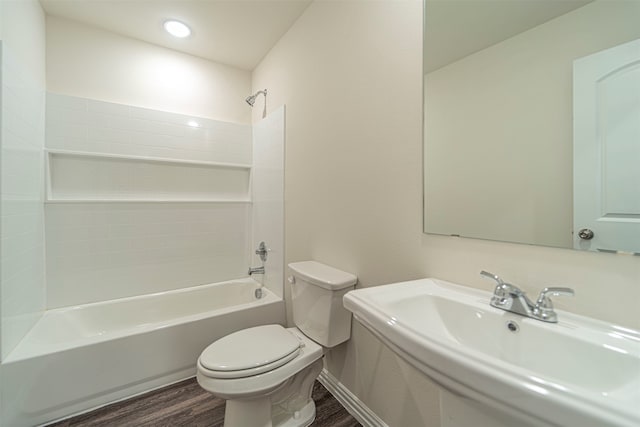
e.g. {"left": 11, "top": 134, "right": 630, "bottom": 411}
{"left": 251, "top": 106, "right": 285, "bottom": 299}
{"left": 0, "top": 0, "right": 47, "bottom": 361}
{"left": 45, "top": 93, "right": 251, "bottom": 164}
{"left": 45, "top": 93, "right": 255, "bottom": 308}
{"left": 45, "top": 203, "right": 251, "bottom": 307}
{"left": 0, "top": 47, "right": 47, "bottom": 359}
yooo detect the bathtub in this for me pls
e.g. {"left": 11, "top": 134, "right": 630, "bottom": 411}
{"left": 0, "top": 278, "right": 284, "bottom": 427}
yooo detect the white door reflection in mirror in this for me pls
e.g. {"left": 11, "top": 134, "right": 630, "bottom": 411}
{"left": 574, "top": 39, "right": 640, "bottom": 253}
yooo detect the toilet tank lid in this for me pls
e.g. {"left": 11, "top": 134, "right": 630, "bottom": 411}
{"left": 288, "top": 261, "right": 357, "bottom": 290}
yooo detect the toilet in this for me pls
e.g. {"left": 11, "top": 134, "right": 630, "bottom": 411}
{"left": 196, "top": 261, "right": 357, "bottom": 427}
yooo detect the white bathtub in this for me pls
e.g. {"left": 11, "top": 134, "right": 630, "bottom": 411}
{"left": 0, "top": 278, "right": 284, "bottom": 427}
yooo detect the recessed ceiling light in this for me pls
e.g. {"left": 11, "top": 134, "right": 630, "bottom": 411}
{"left": 164, "top": 20, "right": 191, "bottom": 38}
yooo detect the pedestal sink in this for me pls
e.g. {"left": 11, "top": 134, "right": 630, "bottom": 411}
{"left": 343, "top": 278, "right": 640, "bottom": 427}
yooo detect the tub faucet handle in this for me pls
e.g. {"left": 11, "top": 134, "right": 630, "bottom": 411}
{"left": 255, "top": 241, "right": 268, "bottom": 262}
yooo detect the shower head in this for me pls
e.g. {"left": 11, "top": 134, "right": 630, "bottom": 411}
{"left": 245, "top": 94, "right": 257, "bottom": 106}
{"left": 245, "top": 89, "right": 267, "bottom": 107}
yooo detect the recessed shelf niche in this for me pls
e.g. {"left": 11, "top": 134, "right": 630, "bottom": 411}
{"left": 46, "top": 150, "right": 251, "bottom": 203}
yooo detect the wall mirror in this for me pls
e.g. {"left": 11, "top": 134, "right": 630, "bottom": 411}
{"left": 423, "top": 0, "right": 640, "bottom": 254}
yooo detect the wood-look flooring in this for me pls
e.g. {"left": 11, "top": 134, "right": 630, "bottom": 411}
{"left": 47, "top": 378, "right": 362, "bottom": 427}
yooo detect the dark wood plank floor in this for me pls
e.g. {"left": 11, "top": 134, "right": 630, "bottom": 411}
{"left": 47, "top": 378, "right": 362, "bottom": 427}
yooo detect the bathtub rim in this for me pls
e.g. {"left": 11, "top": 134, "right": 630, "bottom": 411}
{"left": 4, "top": 277, "right": 280, "bottom": 363}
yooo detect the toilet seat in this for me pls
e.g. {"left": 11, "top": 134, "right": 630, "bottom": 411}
{"left": 199, "top": 325, "right": 302, "bottom": 379}
{"left": 197, "top": 327, "right": 323, "bottom": 400}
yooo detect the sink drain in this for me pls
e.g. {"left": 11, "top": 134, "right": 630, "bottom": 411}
{"left": 506, "top": 320, "right": 520, "bottom": 332}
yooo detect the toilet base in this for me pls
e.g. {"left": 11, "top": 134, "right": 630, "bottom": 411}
{"left": 225, "top": 397, "right": 273, "bottom": 427}
{"left": 275, "top": 399, "right": 316, "bottom": 427}
{"left": 222, "top": 358, "right": 323, "bottom": 427}
{"left": 225, "top": 397, "right": 316, "bottom": 427}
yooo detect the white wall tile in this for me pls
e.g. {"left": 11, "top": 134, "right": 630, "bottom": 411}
{"left": 251, "top": 107, "right": 285, "bottom": 298}
{"left": 0, "top": 0, "right": 47, "bottom": 361}
{"left": 46, "top": 93, "right": 252, "bottom": 165}
{"left": 45, "top": 203, "right": 251, "bottom": 307}
{"left": 46, "top": 92, "right": 87, "bottom": 111}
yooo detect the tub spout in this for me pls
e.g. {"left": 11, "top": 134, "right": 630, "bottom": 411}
{"left": 248, "top": 266, "right": 265, "bottom": 275}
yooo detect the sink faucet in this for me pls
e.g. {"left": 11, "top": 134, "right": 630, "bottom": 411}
{"left": 480, "top": 271, "right": 574, "bottom": 323}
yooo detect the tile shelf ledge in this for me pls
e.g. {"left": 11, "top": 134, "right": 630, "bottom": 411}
{"left": 45, "top": 199, "right": 252, "bottom": 204}
{"left": 44, "top": 149, "right": 252, "bottom": 169}
{"left": 45, "top": 149, "right": 252, "bottom": 204}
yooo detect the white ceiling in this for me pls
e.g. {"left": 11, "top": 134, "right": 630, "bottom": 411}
{"left": 425, "top": 0, "right": 593, "bottom": 73}
{"left": 39, "top": 0, "right": 312, "bottom": 71}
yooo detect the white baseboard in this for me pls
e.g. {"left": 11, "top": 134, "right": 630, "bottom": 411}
{"left": 317, "top": 369, "right": 388, "bottom": 427}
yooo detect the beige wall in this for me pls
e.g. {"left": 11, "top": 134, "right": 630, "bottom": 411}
{"left": 252, "top": 0, "right": 640, "bottom": 425}
{"left": 425, "top": 0, "right": 640, "bottom": 249}
{"left": 46, "top": 16, "right": 251, "bottom": 124}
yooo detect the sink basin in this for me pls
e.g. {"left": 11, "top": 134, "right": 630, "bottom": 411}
{"left": 343, "top": 278, "right": 640, "bottom": 427}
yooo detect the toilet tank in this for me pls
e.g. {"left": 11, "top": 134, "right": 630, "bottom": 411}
{"left": 288, "top": 261, "right": 357, "bottom": 347}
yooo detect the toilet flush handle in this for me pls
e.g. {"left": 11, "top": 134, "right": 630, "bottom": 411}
{"left": 288, "top": 276, "right": 295, "bottom": 284}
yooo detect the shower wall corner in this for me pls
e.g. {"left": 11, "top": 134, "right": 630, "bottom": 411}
{"left": 250, "top": 105, "right": 286, "bottom": 300}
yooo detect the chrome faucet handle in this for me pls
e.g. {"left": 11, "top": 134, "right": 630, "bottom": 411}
{"left": 480, "top": 271, "right": 519, "bottom": 296}
{"left": 534, "top": 287, "right": 575, "bottom": 323}
{"left": 481, "top": 271, "right": 521, "bottom": 309}
{"left": 535, "top": 287, "right": 574, "bottom": 307}
{"left": 480, "top": 270, "right": 504, "bottom": 285}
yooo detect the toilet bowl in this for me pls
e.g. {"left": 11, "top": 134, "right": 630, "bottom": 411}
{"left": 196, "top": 261, "right": 357, "bottom": 427}
{"left": 197, "top": 325, "right": 323, "bottom": 427}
